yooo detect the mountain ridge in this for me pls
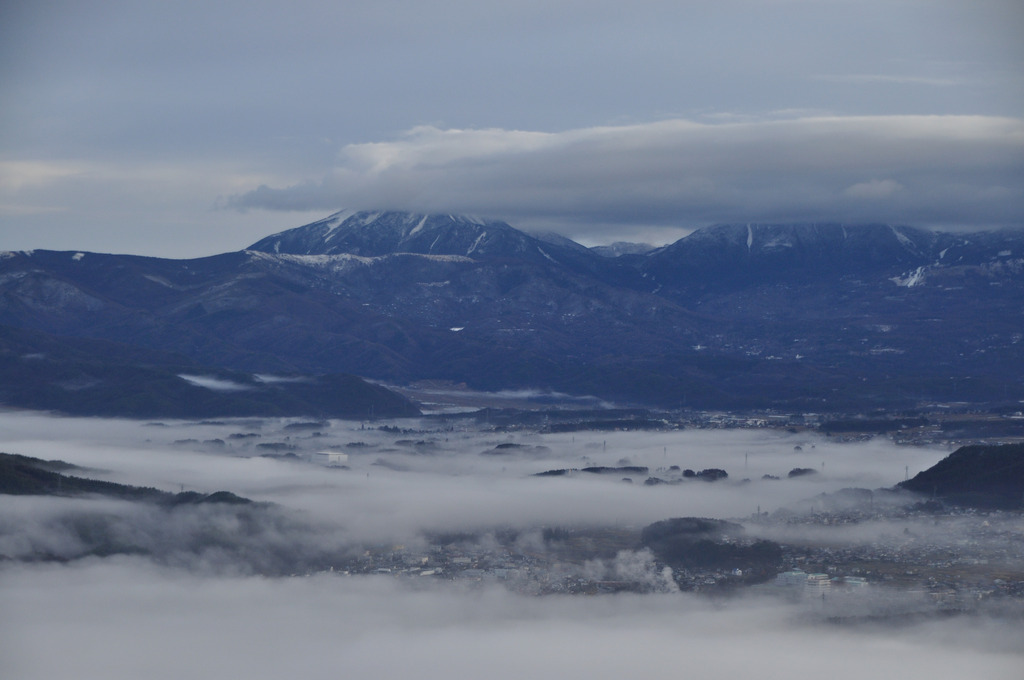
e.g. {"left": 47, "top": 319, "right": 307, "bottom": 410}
{"left": 2, "top": 212, "right": 1023, "bottom": 413}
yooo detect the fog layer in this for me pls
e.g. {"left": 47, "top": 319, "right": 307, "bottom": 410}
{"left": 2, "top": 561, "right": 1022, "bottom": 680}
{"left": 2, "top": 412, "right": 1020, "bottom": 680}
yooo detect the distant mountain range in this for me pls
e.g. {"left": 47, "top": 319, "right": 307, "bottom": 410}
{"left": 2, "top": 210, "right": 1023, "bottom": 415}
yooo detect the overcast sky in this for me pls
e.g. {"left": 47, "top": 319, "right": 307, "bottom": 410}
{"left": 1, "top": 0, "right": 1022, "bottom": 257}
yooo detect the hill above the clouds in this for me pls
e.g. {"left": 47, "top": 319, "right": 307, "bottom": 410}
{"left": 900, "top": 443, "right": 1024, "bottom": 509}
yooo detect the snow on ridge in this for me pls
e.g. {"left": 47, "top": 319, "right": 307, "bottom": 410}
{"left": 388, "top": 253, "right": 474, "bottom": 263}
{"left": 360, "top": 251, "right": 477, "bottom": 264}
{"left": 247, "top": 249, "right": 472, "bottom": 268}
{"left": 245, "top": 250, "right": 373, "bottom": 266}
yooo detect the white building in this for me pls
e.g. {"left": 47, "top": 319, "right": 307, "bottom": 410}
{"left": 314, "top": 450, "right": 349, "bottom": 466}
{"left": 775, "top": 569, "right": 807, "bottom": 587}
{"left": 805, "top": 573, "right": 831, "bottom": 597}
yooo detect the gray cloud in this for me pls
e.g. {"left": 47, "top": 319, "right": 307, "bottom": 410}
{"left": 231, "top": 116, "right": 1024, "bottom": 241}
{"left": 1, "top": 1, "right": 1022, "bottom": 256}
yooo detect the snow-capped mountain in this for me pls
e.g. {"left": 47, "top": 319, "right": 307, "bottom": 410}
{"left": 2, "top": 212, "right": 1023, "bottom": 414}
{"left": 249, "top": 210, "right": 590, "bottom": 266}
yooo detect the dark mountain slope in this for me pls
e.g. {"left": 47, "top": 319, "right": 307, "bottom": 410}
{"left": 2, "top": 214, "right": 1023, "bottom": 412}
{"left": 0, "top": 324, "right": 419, "bottom": 418}
{"left": 642, "top": 223, "right": 937, "bottom": 289}
{"left": 642, "top": 222, "right": 1024, "bottom": 293}
{"left": 899, "top": 443, "right": 1024, "bottom": 509}
{"left": 0, "top": 247, "right": 708, "bottom": 399}
{"left": 0, "top": 451, "right": 250, "bottom": 503}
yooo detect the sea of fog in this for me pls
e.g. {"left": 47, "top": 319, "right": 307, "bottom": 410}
{"left": 1, "top": 412, "right": 1021, "bottom": 679}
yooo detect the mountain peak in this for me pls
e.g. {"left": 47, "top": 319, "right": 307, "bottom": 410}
{"left": 246, "top": 210, "right": 610, "bottom": 271}
{"left": 249, "top": 210, "right": 533, "bottom": 259}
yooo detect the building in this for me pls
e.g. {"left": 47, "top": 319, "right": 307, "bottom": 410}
{"left": 805, "top": 573, "right": 831, "bottom": 597}
{"left": 775, "top": 569, "right": 807, "bottom": 587}
{"left": 314, "top": 450, "right": 349, "bottom": 466}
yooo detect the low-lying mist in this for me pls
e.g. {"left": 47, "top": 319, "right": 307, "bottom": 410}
{"left": 1, "top": 411, "right": 1020, "bottom": 679}
{"left": 0, "top": 412, "right": 947, "bottom": 545}
{"left": 3, "top": 561, "right": 1021, "bottom": 680}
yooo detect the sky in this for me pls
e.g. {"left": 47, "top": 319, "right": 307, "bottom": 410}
{"left": 1, "top": 0, "right": 1022, "bottom": 257}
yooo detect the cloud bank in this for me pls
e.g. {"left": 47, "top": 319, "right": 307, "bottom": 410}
{"left": 0, "top": 412, "right": 947, "bottom": 549}
{"left": 231, "top": 116, "right": 1024, "bottom": 240}
{"left": 3, "top": 562, "right": 1022, "bottom": 680}
{"left": 1, "top": 413, "right": 1021, "bottom": 679}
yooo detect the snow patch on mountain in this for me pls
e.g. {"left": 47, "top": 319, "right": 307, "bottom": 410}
{"left": 247, "top": 251, "right": 474, "bottom": 269}
{"left": 324, "top": 209, "right": 358, "bottom": 230}
{"left": 762, "top": 236, "right": 794, "bottom": 250}
{"left": 409, "top": 214, "right": 429, "bottom": 236}
{"left": 891, "top": 266, "right": 927, "bottom": 287}
{"left": 246, "top": 251, "right": 374, "bottom": 266}
{"left": 889, "top": 225, "right": 917, "bottom": 253}
{"left": 253, "top": 374, "right": 310, "bottom": 384}
{"left": 143, "top": 274, "right": 176, "bottom": 288}
{"left": 466, "top": 232, "right": 487, "bottom": 256}
{"left": 179, "top": 374, "right": 252, "bottom": 391}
